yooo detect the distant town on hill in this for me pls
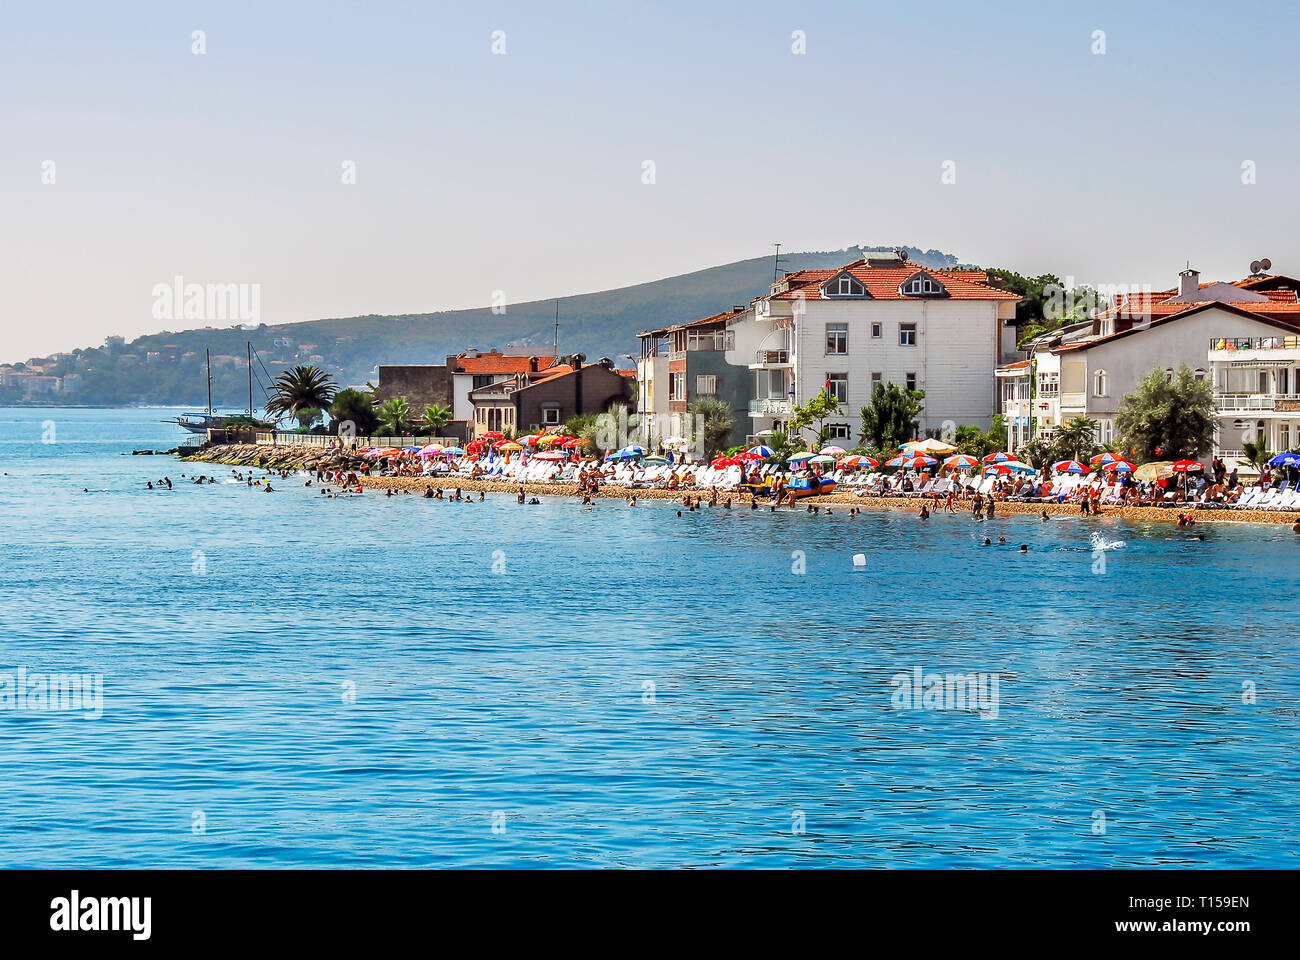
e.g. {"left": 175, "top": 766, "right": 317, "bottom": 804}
{"left": 2, "top": 246, "right": 969, "bottom": 407}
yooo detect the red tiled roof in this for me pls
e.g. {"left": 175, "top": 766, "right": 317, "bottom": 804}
{"left": 454, "top": 351, "right": 557, "bottom": 374}
{"left": 769, "top": 262, "right": 1020, "bottom": 301}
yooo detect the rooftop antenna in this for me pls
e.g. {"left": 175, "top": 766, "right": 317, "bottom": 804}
{"left": 772, "top": 242, "right": 788, "bottom": 282}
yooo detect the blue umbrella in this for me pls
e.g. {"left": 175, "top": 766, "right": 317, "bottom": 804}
{"left": 441, "top": 446, "right": 466, "bottom": 456}
{"left": 1268, "top": 452, "right": 1300, "bottom": 468}
{"left": 748, "top": 445, "right": 775, "bottom": 458}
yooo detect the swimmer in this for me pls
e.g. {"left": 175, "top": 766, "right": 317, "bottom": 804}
{"left": 998, "top": 536, "right": 1006, "bottom": 545}
{"left": 1040, "top": 511, "right": 1050, "bottom": 522}
{"left": 264, "top": 483, "right": 274, "bottom": 492}
{"left": 982, "top": 537, "right": 991, "bottom": 545}
{"left": 1019, "top": 544, "right": 1029, "bottom": 553}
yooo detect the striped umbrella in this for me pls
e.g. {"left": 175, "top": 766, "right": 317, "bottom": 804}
{"left": 887, "top": 453, "right": 937, "bottom": 469}
{"left": 819, "top": 445, "right": 848, "bottom": 456}
{"left": 943, "top": 454, "right": 979, "bottom": 470}
{"left": 1171, "top": 459, "right": 1205, "bottom": 472}
{"left": 838, "top": 455, "right": 878, "bottom": 469}
{"left": 787, "top": 451, "right": 815, "bottom": 462}
{"left": 1053, "top": 459, "right": 1088, "bottom": 474}
{"left": 982, "top": 451, "right": 1013, "bottom": 463}
{"left": 747, "top": 445, "right": 776, "bottom": 458}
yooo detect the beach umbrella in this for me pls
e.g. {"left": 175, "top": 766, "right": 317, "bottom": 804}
{"left": 818, "top": 445, "right": 848, "bottom": 456}
{"left": 561, "top": 438, "right": 588, "bottom": 449}
{"left": 532, "top": 451, "right": 566, "bottom": 461}
{"left": 481, "top": 431, "right": 504, "bottom": 440}
{"left": 747, "top": 445, "right": 776, "bottom": 458}
{"left": 497, "top": 441, "right": 523, "bottom": 452}
{"left": 982, "top": 451, "right": 1013, "bottom": 463}
{"left": 838, "top": 455, "right": 878, "bottom": 469}
{"left": 1267, "top": 452, "right": 1300, "bottom": 468}
{"left": 536, "top": 435, "right": 565, "bottom": 446}
{"left": 903, "top": 438, "right": 957, "bottom": 455}
{"left": 787, "top": 451, "right": 815, "bottom": 462}
{"left": 1052, "top": 459, "right": 1088, "bottom": 474}
{"left": 887, "top": 453, "right": 937, "bottom": 469}
{"left": 983, "top": 460, "right": 1036, "bottom": 475}
{"left": 643, "top": 456, "right": 668, "bottom": 466}
{"left": 1090, "top": 452, "right": 1129, "bottom": 466}
{"left": 943, "top": 454, "right": 980, "bottom": 470}
{"left": 735, "top": 451, "right": 765, "bottom": 462}
{"left": 620, "top": 445, "right": 646, "bottom": 457}
{"left": 418, "top": 443, "right": 444, "bottom": 455}
{"left": 441, "top": 446, "right": 466, "bottom": 456}
{"left": 1134, "top": 461, "right": 1173, "bottom": 481}
{"left": 808, "top": 455, "right": 837, "bottom": 465}
{"left": 1171, "top": 459, "right": 1205, "bottom": 472}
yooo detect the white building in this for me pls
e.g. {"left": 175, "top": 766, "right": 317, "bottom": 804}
{"left": 1013, "top": 266, "right": 1300, "bottom": 459}
{"left": 728, "top": 253, "right": 1021, "bottom": 443}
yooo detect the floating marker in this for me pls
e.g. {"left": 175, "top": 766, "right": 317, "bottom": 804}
{"left": 852, "top": 554, "right": 866, "bottom": 567}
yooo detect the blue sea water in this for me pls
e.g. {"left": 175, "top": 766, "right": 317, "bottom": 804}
{"left": 0, "top": 406, "right": 1297, "bottom": 868}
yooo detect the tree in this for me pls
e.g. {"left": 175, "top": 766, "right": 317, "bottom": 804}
{"left": 330, "top": 387, "right": 378, "bottom": 436}
{"left": 1116, "top": 365, "right": 1216, "bottom": 461}
{"left": 859, "top": 381, "right": 925, "bottom": 450}
{"left": 1054, "top": 416, "right": 1101, "bottom": 461}
{"left": 293, "top": 406, "right": 324, "bottom": 431}
{"left": 788, "top": 390, "right": 841, "bottom": 450}
{"left": 1242, "top": 433, "right": 1271, "bottom": 473}
{"left": 420, "top": 403, "right": 451, "bottom": 434}
{"left": 687, "top": 396, "right": 735, "bottom": 457}
{"left": 375, "top": 396, "right": 415, "bottom": 436}
{"left": 766, "top": 427, "right": 804, "bottom": 461}
{"left": 265, "top": 365, "right": 336, "bottom": 425}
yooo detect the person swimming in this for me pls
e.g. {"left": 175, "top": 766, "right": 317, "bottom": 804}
{"left": 982, "top": 537, "right": 991, "bottom": 545}
{"left": 1019, "top": 544, "right": 1029, "bottom": 553}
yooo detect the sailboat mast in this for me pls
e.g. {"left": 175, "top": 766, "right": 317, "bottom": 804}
{"left": 247, "top": 341, "right": 253, "bottom": 416}
{"left": 206, "top": 348, "right": 213, "bottom": 415}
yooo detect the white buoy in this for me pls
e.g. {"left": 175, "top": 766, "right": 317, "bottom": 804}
{"left": 852, "top": 553, "right": 866, "bottom": 568}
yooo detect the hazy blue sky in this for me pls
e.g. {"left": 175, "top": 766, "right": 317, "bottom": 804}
{"left": 3, "top": 0, "right": 1297, "bottom": 359}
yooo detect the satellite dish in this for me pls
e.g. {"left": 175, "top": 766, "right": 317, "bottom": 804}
{"left": 1261, "top": 258, "right": 1272, "bottom": 271}
{"left": 898, "top": 249, "right": 909, "bottom": 262}
{"left": 1250, "top": 261, "right": 1261, "bottom": 274}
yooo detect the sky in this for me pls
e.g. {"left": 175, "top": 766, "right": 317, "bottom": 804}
{"left": 3, "top": 0, "right": 1298, "bottom": 360}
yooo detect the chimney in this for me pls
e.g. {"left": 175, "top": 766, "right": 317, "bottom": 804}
{"left": 463, "top": 348, "right": 479, "bottom": 359}
{"left": 1178, "top": 267, "right": 1200, "bottom": 299}
{"left": 528, "top": 356, "right": 538, "bottom": 372}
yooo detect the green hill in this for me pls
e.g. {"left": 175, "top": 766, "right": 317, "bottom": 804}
{"left": 18, "top": 246, "right": 964, "bottom": 406}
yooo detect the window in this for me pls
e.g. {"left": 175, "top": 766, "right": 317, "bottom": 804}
{"left": 1280, "top": 423, "right": 1290, "bottom": 450}
{"left": 905, "top": 372, "right": 917, "bottom": 391}
{"left": 669, "top": 372, "right": 685, "bottom": 400}
{"left": 1259, "top": 371, "right": 1270, "bottom": 394}
{"left": 1094, "top": 369, "right": 1108, "bottom": 397}
{"left": 900, "top": 323, "right": 917, "bottom": 346}
{"left": 695, "top": 374, "right": 717, "bottom": 396}
{"left": 828, "top": 423, "right": 851, "bottom": 440}
{"left": 825, "top": 271, "right": 866, "bottom": 297}
{"left": 1098, "top": 419, "right": 1114, "bottom": 445}
{"left": 825, "top": 323, "right": 848, "bottom": 355}
{"left": 827, "top": 373, "right": 848, "bottom": 403}
{"left": 472, "top": 374, "right": 494, "bottom": 389}
{"left": 686, "top": 329, "right": 729, "bottom": 351}
{"left": 871, "top": 323, "right": 882, "bottom": 339}
{"left": 871, "top": 372, "right": 882, "bottom": 392}
{"left": 1165, "top": 368, "right": 1174, "bottom": 381}
{"left": 901, "top": 272, "right": 947, "bottom": 296}
{"left": 1280, "top": 369, "right": 1290, "bottom": 395}
{"left": 541, "top": 407, "right": 561, "bottom": 425}
{"left": 1038, "top": 373, "right": 1059, "bottom": 397}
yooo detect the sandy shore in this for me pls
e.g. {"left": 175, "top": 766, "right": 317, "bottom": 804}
{"left": 356, "top": 474, "right": 1300, "bottom": 526}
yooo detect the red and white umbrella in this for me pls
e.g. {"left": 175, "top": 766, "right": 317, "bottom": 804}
{"left": 1171, "top": 459, "right": 1205, "bottom": 472}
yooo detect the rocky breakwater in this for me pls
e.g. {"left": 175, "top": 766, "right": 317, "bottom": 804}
{"left": 182, "top": 441, "right": 364, "bottom": 472}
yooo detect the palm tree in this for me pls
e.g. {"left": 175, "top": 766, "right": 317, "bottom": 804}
{"left": 265, "top": 365, "right": 336, "bottom": 427}
{"left": 1243, "top": 433, "right": 1271, "bottom": 473}
{"left": 376, "top": 397, "right": 415, "bottom": 436}
{"left": 1055, "top": 417, "right": 1101, "bottom": 461}
{"left": 420, "top": 403, "right": 451, "bottom": 435}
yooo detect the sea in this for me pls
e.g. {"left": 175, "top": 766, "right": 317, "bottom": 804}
{"left": 0, "top": 406, "right": 1296, "bottom": 867}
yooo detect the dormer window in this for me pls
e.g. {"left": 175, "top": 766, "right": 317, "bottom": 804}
{"left": 822, "top": 270, "right": 868, "bottom": 298}
{"left": 900, "top": 271, "right": 948, "bottom": 297}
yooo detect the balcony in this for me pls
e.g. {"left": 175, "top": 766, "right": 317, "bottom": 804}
{"left": 749, "top": 398, "right": 792, "bottom": 416}
{"left": 1059, "top": 392, "right": 1086, "bottom": 409}
{"left": 748, "top": 349, "right": 792, "bottom": 370}
{"left": 1215, "top": 393, "right": 1300, "bottom": 414}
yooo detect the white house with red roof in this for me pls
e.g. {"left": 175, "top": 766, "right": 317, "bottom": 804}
{"left": 728, "top": 251, "right": 1021, "bottom": 443}
{"left": 1010, "top": 265, "right": 1300, "bottom": 460}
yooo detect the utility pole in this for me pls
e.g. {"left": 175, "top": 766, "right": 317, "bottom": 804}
{"left": 554, "top": 299, "right": 560, "bottom": 358}
{"left": 772, "top": 243, "right": 782, "bottom": 282}
{"left": 246, "top": 341, "right": 253, "bottom": 416}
